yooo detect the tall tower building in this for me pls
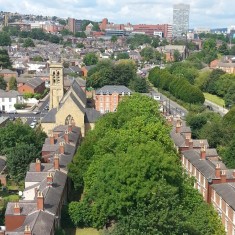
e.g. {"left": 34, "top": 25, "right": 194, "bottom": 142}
{"left": 49, "top": 61, "right": 64, "bottom": 110}
{"left": 172, "top": 3, "right": 190, "bottom": 38}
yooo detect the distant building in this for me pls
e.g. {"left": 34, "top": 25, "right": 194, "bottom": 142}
{"left": 133, "top": 24, "right": 172, "bottom": 38}
{"left": 18, "top": 77, "right": 45, "bottom": 94}
{"left": 95, "top": 85, "right": 132, "bottom": 114}
{"left": 172, "top": 3, "right": 190, "bottom": 38}
{"left": 67, "top": 18, "right": 82, "bottom": 34}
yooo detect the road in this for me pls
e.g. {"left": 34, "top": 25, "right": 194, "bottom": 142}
{"left": 1, "top": 96, "right": 50, "bottom": 125}
{"left": 204, "top": 99, "right": 228, "bottom": 117}
{"left": 150, "top": 88, "right": 188, "bottom": 118}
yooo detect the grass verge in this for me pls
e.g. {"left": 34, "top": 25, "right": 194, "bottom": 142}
{"left": 203, "top": 92, "right": 225, "bottom": 107}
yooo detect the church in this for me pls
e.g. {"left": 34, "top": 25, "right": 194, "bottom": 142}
{"left": 41, "top": 59, "right": 101, "bottom": 136}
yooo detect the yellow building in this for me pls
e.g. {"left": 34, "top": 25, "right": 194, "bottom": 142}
{"left": 41, "top": 61, "right": 101, "bottom": 136}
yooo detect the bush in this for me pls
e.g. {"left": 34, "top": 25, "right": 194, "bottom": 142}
{"left": 14, "top": 103, "right": 27, "bottom": 110}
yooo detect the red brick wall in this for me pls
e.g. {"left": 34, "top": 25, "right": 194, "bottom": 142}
{"left": 5, "top": 215, "right": 26, "bottom": 231}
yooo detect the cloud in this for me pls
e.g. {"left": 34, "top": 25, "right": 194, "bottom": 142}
{"left": 0, "top": 0, "right": 234, "bottom": 28}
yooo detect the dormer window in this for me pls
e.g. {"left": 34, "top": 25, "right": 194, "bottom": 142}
{"left": 122, "top": 91, "right": 125, "bottom": 96}
{"left": 128, "top": 92, "right": 131, "bottom": 96}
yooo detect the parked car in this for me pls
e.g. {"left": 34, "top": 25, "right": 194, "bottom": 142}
{"left": 33, "top": 110, "right": 41, "bottom": 114}
{"left": 7, "top": 110, "right": 17, "bottom": 114}
{"left": 30, "top": 122, "right": 36, "bottom": 128}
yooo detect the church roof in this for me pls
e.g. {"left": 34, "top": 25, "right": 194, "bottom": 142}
{"left": 70, "top": 79, "right": 87, "bottom": 106}
{"left": 41, "top": 108, "right": 57, "bottom": 123}
{"left": 85, "top": 108, "right": 102, "bottom": 123}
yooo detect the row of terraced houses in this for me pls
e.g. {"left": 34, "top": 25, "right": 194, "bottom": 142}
{"left": 168, "top": 115, "right": 235, "bottom": 235}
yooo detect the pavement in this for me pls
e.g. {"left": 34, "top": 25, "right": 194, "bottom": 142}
{"left": 204, "top": 99, "right": 228, "bottom": 117}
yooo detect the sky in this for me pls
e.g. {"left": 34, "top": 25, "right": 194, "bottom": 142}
{"left": 1, "top": 0, "right": 235, "bottom": 29}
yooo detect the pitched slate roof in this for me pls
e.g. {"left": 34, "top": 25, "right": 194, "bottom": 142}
{"left": 96, "top": 85, "right": 132, "bottom": 95}
{"left": 182, "top": 149, "right": 229, "bottom": 180}
{"left": 212, "top": 183, "right": 235, "bottom": 210}
{"left": 23, "top": 77, "right": 44, "bottom": 89}
{"left": 41, "top": 108, "right": 57, "bottom": 123}
{"left": 85, "top": 108, "right": 102, "bottom": 123}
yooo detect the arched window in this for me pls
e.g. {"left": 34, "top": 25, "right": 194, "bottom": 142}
{"left": 65, "top": 115, "right": 74, "bottom": 125}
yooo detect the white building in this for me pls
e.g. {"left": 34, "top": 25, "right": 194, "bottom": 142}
{"left": 0, "top": 89, "right": 23, "bottom": 113}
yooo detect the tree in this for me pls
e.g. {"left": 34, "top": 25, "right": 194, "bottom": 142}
{"left": 223, "top": 135, "right": 235, "bottom": 168}
{"left": 111, "top": 35, "right": 118, "bottom": 43}
{"left": 0, "top": 122, "right": 46, "bottom": 156}
{"left": 0, "top": 32, "right": 11, "bottom": 46}
{"left": 9, "top": 76, "right": 17, "bottom": 90}
{"left": 0, "top": 49, "right": 12, "bottom": 68}
{"left": 173, "top": 49, "right": 181, "bottom": 62}
{"left": 76, "top": 42, "right": 85, "bottom": 48}
{"left": 68, "top": 94, "right": 225, "bottom": 234}
{"left": 23, "top": 38, "right": 35, "bottom": 47}
{"left": 218, "top": 42, "right": 229, "bottom": 55}
{"left": 6, "top": 144, "right": 39, "bottom": 182}
{"left": 129, "top": 76, "right": 148, "bottom": 93}
{"left": 116, "top": 52, "right": 129, "bottom": 60}
{"left": 83, "top": 53, "right": 98, "bottom": 66}
{"left": 0, "top": 75, "right": 7, "bottom": 90}
{"left": 140, "top": 47, "right": 155, "bottom": 61}
{"left": 32, "top": 56, "right": 44, "bottom": 62}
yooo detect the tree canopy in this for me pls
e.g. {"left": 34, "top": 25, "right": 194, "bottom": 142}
{"left": 0, "top": 121, "right": 46, "bottom": 181}
{"left": 83, "top": 53, "right": 98, "bottom": 66}
{"left": 68, "top": 94, "right": 224, "bottom": 235}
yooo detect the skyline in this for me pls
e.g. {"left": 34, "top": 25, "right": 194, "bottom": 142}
{"left": 1, "top": 0, "right": 235, "bottom": 28}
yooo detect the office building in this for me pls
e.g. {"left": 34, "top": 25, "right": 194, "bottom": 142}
{"left": 172, "top": 3, "right": 190, "bottom": 38}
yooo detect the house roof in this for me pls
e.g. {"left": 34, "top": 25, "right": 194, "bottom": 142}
{"left": 0, "top": 89, "right": 21, "bottom": 98}
{"left": 23, "top": 77, "right": 44, "bottom": 89}
{"left": 95, "top": 85, "right": 132, "bottom": 95}
{"left": 212, "top": 183, "right": 235, "bottom": 210}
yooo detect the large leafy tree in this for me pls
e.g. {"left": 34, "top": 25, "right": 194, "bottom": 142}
{"left": 68, "top": 94, "right": 224, "bottom": 234}
{"left": 6, "top": 144, "right": 38, "bottom": 182}
{"left": 83, "top": 53, "right": 98, "bottom": 66}
{"left": 0, "top": 32, "right": 11, "bottom": 46}
{"left": 23, "top": 38, "right": 35, "bottom": 48}
{"left": 0, "top": 49, "right": 12, "bottom": 69}
{"left": 0, "top": 75, "right": 7, "bottom": 90}
{"left": 9, "top": 76, "right": 17, "bottom": 90}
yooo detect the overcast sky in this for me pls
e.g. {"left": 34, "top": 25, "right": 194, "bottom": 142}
{"left": 1, "top": 0, "right": 235, "bottom": 28}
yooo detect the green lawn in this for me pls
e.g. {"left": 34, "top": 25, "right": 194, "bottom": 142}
{"left": 203, "top": 92, "right": 225, "bottom": 107}
{"left": 76, "top": 228, "right": 100, "bottom": 235}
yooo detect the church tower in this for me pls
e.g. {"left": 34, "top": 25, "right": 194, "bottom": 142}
{"left": 49, "top": 61, "right": 64, "bottom": 110}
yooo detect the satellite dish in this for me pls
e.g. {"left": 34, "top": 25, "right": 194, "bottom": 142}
{"left": 18, "top": 191, "right": 23, "bottom": 196}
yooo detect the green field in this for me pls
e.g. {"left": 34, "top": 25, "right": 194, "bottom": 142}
{"left": 76, "top": 228, "right": 100, "bottom": 235}
{"left": 203, "top": 92, "right": 225, "bottom": 107}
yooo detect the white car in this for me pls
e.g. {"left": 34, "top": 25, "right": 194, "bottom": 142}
{"left": 30, "top": 122, "right": 36, "bottom": 128}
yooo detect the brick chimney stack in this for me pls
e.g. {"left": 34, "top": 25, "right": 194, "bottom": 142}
{"left": 59, "top": 141, "right": 65, "bottom": 154}
{"left": 24, "top": 225, "right": 31, "bottom": 235}
{"left": 189, "top": 139, "right": 193, "bottom": 149}
{"left": 221, "top": 170, "right": 227, "bottom": 183}
{"left": 47, "top": 172, "right": 53, "bottom": 187}
{"left": 49, "top": 132, "right": 54, "bottom": 145}
{"left": 35, "top": 158, "right": 41, "bottom": 172}
{"left": 37, "top": 191, "right": 44, "bottom": 211}
{"left": 233, "top": 170, "right": 235, "bottom": 178}
{"left": 13, "top": 202, "right": 20, "bottom": 215}
{"left": 200, "top": 145, "right": 206, "bottom": 160}
{"left": 185, "top": 136, "right": 190, "bottom": 147}
{"left": 176, "top": 119, "right": 181, "bottom": 133}
{"left": 54, "top": 154, "right": 60, "bottom": 170}
{"left": 215, "top": 163, "right": 221, "bottom": 178}
{"left": 68, "top": 121, "right": 73, "bottom": 132}
{"left": 64, "top": 130, "right": 69, "bottom": 143}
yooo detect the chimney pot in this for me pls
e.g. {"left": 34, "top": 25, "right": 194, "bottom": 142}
{"left": 54, "top": 154, "right": 60, "bottom": 170}
{"left": 64, "top": 130, "right": 69, "bottom": 143}
{"left": 59, "top": 141, "right": 65, "bottom": 154}
{"left": 200, "top": 145, "right": 206, "bottom": 160}
{"left": 49, "top": 133, "right": 54, "bottom": 145}
{"left": 24, "top": 225, "right": 31, "bottom": 235}
{"left": 47, "top": 172, "right": 53, "bottom": 187}
{"left": 221, "top": 170, "right": 226, "bottom": 183}
{"left": 37, "top": 191, "right": 44, "bottom": 211}
{"left": 13, "top": 202, "right": 20, "bottom": 215}
{"left": 176, "top": 120, "right": 181, "bottom": 133}
{"left": 215, "top": 163, "right": 221, "bottom": 178}
{"left": 35, "top": 158, "right": 41, "bottom": 172}
{"left": 189, "top": 139, "right": 193, "bottom": 149}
